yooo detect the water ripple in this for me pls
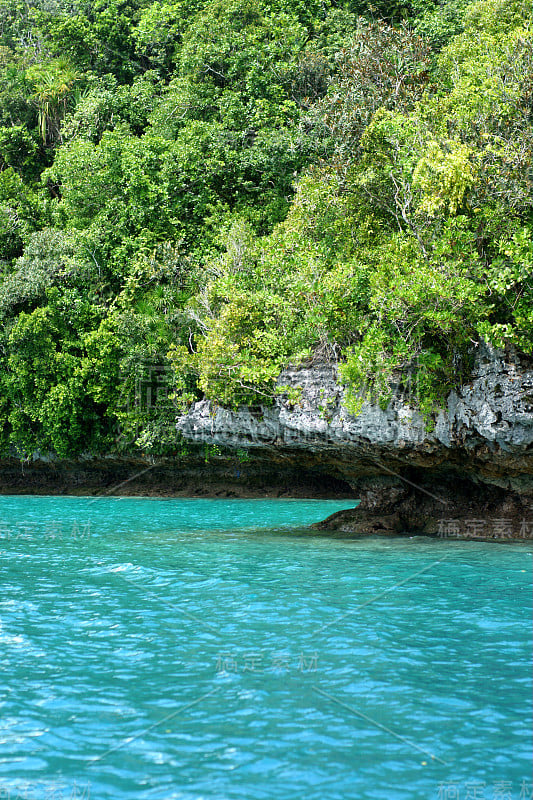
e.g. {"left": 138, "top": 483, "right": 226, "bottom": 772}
{"left": 0, "top": 497, "right": 531, "bottom": 800}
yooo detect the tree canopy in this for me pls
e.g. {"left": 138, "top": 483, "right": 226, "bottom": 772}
{"left": 0, "top": 0, "right": 531, "bottom": 457}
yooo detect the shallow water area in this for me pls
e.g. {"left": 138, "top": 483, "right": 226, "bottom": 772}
{"left": 0, "top": 496, "right": 531, "bottom": 799}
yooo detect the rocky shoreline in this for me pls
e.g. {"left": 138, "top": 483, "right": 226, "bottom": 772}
{"left": 175, "top": 344, "right": 533, "bottom": 542}
{"left": 2, "top": 344, "right": 533, "bottom": 542}
{"left": 0, "top": 453, "right": 354, "bottom": 499}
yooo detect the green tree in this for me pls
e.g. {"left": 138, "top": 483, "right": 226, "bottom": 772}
{"left": 26, "top": 58, "right": 79, "bottom": 146}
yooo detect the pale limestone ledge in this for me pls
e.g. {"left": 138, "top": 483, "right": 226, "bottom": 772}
{"left": 176, "top": 345, "right": 533, "bottom": 489}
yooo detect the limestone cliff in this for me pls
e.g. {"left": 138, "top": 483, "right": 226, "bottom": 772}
{"left": 176, "top": 345, "right": 533, "bottom": 540}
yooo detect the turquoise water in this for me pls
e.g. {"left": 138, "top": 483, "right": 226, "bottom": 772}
{"left": 0, "top": 496, "right": 531, "bottom": 800}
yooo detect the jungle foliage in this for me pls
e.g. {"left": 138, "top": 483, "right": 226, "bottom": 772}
{"left": 0, "top": 0, "right": 531, "bottom": 457}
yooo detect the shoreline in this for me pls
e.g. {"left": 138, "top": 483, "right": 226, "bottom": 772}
{"left": 0, "top": 455, "right": 355, "bottom": 499}
{"left": 2, "top": 456, "right": 533, "bottom": 543}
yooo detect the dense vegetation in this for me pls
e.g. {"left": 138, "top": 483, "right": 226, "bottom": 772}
{"left": 0, "top": 0, "right": 531, "bottom": 457}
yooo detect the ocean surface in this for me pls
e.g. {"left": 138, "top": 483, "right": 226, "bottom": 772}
{"left": 0, "top": 496, "right": 531, "bottom": 800}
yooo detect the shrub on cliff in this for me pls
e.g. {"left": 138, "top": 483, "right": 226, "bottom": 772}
{"left": 186, "top": 0, "right": 533, "bottom": 415}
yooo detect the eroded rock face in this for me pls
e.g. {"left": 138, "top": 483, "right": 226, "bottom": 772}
{"left": 435, "top": 346, "right": 533, "bottom": 455}
{"left": 176, "top": 344, "right": 533, "bottom": 538}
